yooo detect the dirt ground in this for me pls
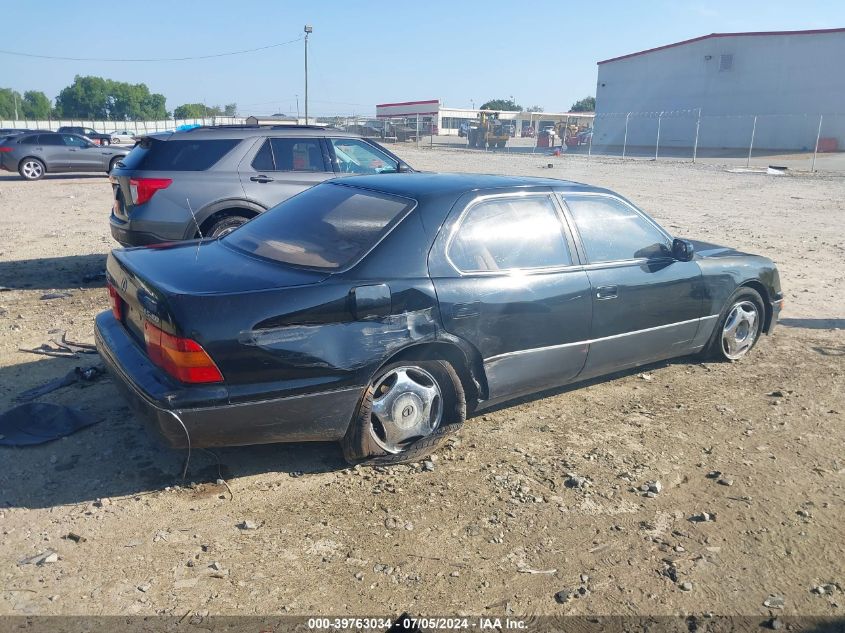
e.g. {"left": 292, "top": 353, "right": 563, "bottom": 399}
{"left": 0, "top": 148, "right": 843, "bottom": 620}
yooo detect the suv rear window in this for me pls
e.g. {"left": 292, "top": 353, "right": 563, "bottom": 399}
{"left": 120, "top": 138, "right": 238, "bottom": 171}
{"left": 225, "top": 183, "right": 414, "bottom": 270}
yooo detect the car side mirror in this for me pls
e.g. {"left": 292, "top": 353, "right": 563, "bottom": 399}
{"left": 397, "top": 162, "right": 411, "bottom": 173}
{"left": 672, "top": 238, "right": 695, "bottom": 262}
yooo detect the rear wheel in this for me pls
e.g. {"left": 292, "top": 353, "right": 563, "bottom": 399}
{"left": 705, "top": 288, "right": 765, "bottom": 361}
{"left": 19, "top": 158, "right": 45, "bottom": 181}
{"left": 341, "top": 359, "right": 466, "bottom": 465}
{"left": 207, "top": 214, "right": 250, "bottom": 238}
{"left": 108, "top": 157, "right": 120, "bottom": 173}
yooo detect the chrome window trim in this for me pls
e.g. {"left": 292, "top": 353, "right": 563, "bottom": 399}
{"left": 444, "top": 191, "right": 578, "bottom": 277}
{"left": 559, "top": 191, "right": 675, "bottom": 265}
{"left": 483, "top": 314, "right": 719, "bottom": 363}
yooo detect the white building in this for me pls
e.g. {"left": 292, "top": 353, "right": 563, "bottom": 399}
{"left": 594, "top": 28, "right": 845, "bottom": 150}
{"left": 375, "top": 99, "right": 593, "bottom": 137}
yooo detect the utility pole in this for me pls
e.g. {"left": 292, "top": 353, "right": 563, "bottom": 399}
{"left": 13, "top": 92, "right": 18, "bottom": 120}
{"left": 304, "top": 24, "right": 313, "bottom": 124}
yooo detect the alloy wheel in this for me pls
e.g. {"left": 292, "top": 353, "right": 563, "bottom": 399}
{"left": 721, "top": 300, "right": 759, "bottom": 360}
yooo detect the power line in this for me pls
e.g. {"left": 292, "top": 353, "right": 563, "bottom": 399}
{"left": 0, "top": 37, "right": 303, "bottom": 62}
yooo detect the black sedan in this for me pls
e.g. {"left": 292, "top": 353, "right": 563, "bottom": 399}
{"left": 95, "top": 173, "right": 783, "bottom": 465}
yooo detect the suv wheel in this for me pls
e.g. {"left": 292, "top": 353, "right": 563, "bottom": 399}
{"left": 19, "top": 158, "right": 45, "bottom": 181}
{"left": 208, "top": 215, "right": 250, "bottom": 238}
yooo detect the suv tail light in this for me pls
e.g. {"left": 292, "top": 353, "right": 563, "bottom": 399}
{"left": 107, "top": 281, "right": 124, "bottom": 320}
{"left": 143, "top": 321, "right": 223, "bottom": 384}
{"left": 129, "top": 177, "right": 172, "bottom": 206}
{"left": 0, "top": 147, "right": 12, "bottom": 152}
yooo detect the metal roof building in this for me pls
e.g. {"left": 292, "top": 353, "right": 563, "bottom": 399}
{"left": 593, "top": 28, "right": 845, "bottom": 151}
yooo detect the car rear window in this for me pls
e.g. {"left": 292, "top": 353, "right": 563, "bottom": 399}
{"left": 224, "top": 183, "right": 415, "bottom": 270}
{"left": 120, "top": 138, "right": 238, "bottom": 171}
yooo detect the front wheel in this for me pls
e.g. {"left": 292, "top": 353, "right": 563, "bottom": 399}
{"left": 706, "top": 288, "right": 765, "bottom": 361}
{"left": 341, "top": 359, "right": 466, "bottom": 465}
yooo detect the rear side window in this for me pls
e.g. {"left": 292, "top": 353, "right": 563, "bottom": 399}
{"left": 448, "top": 196, "right": 572, "bottom": 272}
{"left": 38, "top": 135, "right": 64, "bottom": 146}
{"left": 250, "top": 138, "right": 327, "bottom": 172}
{"left": 120, "top": 138, "right": 238, "bottom": 171}
{"left": 225, "top": 183, "right": 414, "bottom": 270}
{"left": 18, "top": 135, "right": 39, "bottom": 145}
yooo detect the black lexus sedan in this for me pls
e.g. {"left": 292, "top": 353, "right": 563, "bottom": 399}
{"left": 95, "top": 173, "right": 783, "bottom": 465}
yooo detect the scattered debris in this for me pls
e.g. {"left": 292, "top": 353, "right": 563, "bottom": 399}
{"left": 423, "top": 460, "right": 436, "bottom": 471}
{"left": 137, "top": 583, "right": 151, "bottom": 593}
{"left": 764, "top": 595, "right": 785, "bottom": 609}
{"left": 239, "top": 520, "right": 259, "bottom": 530}
{"left": 0, "top": 402, "right": 98, "bottom": 446}
{"left": 564, "top": 474, "right": 589, "bottom": 489}
{"left": 554, "top": 589, "right": 573, "bottom": 604}
{"left": 16, "top": 365, "right": 105, "bottom": 402}
{"left": 40, "top": 292, "right": 72, "bottom": 300}
{"left": 517, "top": 567, "right": 557, "bottom": 575}
{"left": 706, "top": 471, "right": 721, "bottom": 479}
{"left": 718, "top": 477, "right": 735, "bottom": 487}
{"left": 19, "top": 333, "right": 98, "bottom": 359}
{"left": 680, "top": 581, "right": 693, "bottom": 591}
{"left": 689, "top": 512, "right": 716, "bottom": 523}
{"left": 18, "top": 550, "right": 59, "bottom": 566}
{"left": 63, "top": 532, "right": 86, "bottom": 544}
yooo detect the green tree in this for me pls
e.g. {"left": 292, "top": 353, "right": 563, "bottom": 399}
{"left": 22, "top": 91, "right": 52, "bottom": 119}
{"left": 570, "top": 96, "right": 595, "bottom": 112}
{"left": 54, "top": 75, "right": 166, "bottom": 120}
{"left": 526, "top": 105, "right": 544, "bottom": 113}
{"left": 479, "top": 98, "right": 522, "bottom": 111}
{"left": 223, "top": 103, "right": 237, "bottom": 116}
{"left": 173, "top": 103, "right": 218, "bottom": 118}
{"left": 0, "top": 88, "right": 23, "bottom": 119}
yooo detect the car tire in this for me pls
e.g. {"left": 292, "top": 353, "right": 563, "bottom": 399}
{"left": 19, "top": 158, "right": 45, "bottom": 181}
{"left": 207, "top": 215, "right": 250, "bottom": 238}
{"left": 704, "top": 287, "right": 765, "bottom": 361}
{"left": 341, "top": 359, "right": 466, "bottom": 466}
{"left": 102, "top": 138, "right": 111, "bottom": 146}
{"left": 108, "top": 157, "right": 120, "bottom": 173}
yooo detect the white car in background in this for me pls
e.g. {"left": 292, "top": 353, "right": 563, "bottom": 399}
{"left": 110, "top": 130, "right": 136, "bottom": 144}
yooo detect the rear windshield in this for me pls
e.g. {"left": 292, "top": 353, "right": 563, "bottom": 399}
{"left": 225, "top": 183, "right": 415, "bottom": 270}
{"left": 120, "top": 137, "right": 238, "bottom": 171}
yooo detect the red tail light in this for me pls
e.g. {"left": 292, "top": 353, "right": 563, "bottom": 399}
{"left": 0, "top": 147, "right": 12, "bottom": 152}
{"left": 129, "top": 177, "right": 172, "bottom": 206}
{"left": 107, "top": 281, "right": 124, "bottom": 320}
{"left": 143, "top": 321, "right": 223, "bottom": 384}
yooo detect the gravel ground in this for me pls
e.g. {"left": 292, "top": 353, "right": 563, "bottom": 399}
{"left": 0, "top": 148, "right": 843, "bottom": 619}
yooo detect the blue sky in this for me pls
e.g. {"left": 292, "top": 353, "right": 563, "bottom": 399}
{"left": 2, "top": 0, "right": 843, "bottom": 116}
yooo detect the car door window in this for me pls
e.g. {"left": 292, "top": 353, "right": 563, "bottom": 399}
{"left": 448, "top": 196, "right": 572, "bottom": 273}
{"left": 564, "top": 195, "right": 672, "bottom": 263}
{"left": 62, "top": 134, "right": 88, "bottom": 148}
{"left": 271, "top": 138, "right": 327, "bottom": 171}
{"left": 37, "top": 135, "right": 63, "bottom": 146}
{"left": 330, "top": 138, "right": 398, "bottom": 174}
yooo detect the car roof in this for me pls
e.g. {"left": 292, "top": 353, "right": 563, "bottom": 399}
{"left": 334, "top": 172, "right": 606, "bottom": 198}
{"left": 151, "top": 125, "right": 362, "bottom": 141}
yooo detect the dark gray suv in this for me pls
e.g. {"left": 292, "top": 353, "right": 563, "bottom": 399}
{"left": 109, "top": 125, "right": 413, "bottom": 246}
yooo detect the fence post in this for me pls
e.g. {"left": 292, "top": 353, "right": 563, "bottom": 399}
{"left": 416, "top": 114, "right": 420, "bottom": 149}
{"left": 693, "top": 108, "right": 701, "bottom": 163}
{"left": 812, "top": 114, "right": 823, "bottom": 172}
{"left": 747, "top": 115, "right": 757, "bottom": 168}
{"left": 655, "top": 111, "right": 663, "bottom": 160}
{"left": 588, "top": 118, "right": 594, "bottom": 158}
{"left": 622, "top": 112, "right": 630, "bottom": 159}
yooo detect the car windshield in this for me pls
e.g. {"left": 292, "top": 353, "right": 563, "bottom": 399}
{"left": 224, "top": 183, "right": 415, "bottom": 270}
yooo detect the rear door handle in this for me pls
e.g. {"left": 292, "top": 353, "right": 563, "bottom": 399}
{"left": 250, "top": 175, "right": 274, "bottom": 183}
{"left": 596, "top": 285, "right": 618, "bottom": 300}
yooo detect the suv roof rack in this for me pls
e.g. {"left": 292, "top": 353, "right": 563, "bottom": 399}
{"left": 182, "top": 124, "right": 327, "bottom": 131}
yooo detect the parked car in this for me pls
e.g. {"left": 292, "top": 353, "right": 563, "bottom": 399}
{"left": 57, "top": 126, "right": 112, "bottom": 145}
{"left": 96, "top": 173, "right": 783, "bottom": 465}
{"left": 0, "top": 132, "right": 129, "bottom": 180}
{"left": 109, "top": 125, "right": 412, "bottom": 246}
{"left": 0, "top": 128, "right": 30, "bottom": 136}
{"left": 110, "top": 130, "right": 137, "bottom": 144}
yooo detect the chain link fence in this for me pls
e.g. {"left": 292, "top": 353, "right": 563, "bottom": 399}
{"left": 586, "top": 110, "right": 845, "bottom": 172}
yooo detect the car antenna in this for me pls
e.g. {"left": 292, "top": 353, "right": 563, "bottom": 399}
{"left": 186, "top": 198, "right": 203, "bottom": 262}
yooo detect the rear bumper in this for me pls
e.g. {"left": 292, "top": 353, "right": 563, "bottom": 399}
{"left": 110, "top": 212, "right": 174, "bottom": 247}
{"left": 95, "top": 311, "right": 361, "bottom": 448}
